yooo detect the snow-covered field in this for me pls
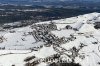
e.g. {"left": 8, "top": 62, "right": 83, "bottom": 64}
{"left": 0, "top": 12, "right": 100, "bottom": 66}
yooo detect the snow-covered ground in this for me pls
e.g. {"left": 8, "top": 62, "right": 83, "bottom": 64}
{"left": 0, "top": 12, "right": 100, "bottom": 66}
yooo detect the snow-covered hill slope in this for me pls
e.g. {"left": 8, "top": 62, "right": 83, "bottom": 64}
{"left": 0, "top": 12, "right": 100, "bottom": 66}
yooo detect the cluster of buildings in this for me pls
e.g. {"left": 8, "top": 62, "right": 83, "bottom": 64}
{"left": 31, "top": 22, "right": 57, "bottom": 31}
{"left": 31, "top": 23, "right": 66, "bottom": 46}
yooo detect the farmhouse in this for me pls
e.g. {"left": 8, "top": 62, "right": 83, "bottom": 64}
{"left": 71, "top": 22, "right": 84, "bottom": 31}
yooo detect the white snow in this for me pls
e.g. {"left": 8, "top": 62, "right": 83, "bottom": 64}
{"left": 35, "top": 46, "right": 57, "bottom": 58}
{"left": 0, "top": 12, "right": 100, "bottom": 66}
{"left": 79, "top": 24, "right": 96, "bottom": 33}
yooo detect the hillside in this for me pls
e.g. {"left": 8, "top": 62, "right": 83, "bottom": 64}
{"left": 0, "top": 12, "right": 100, "bottom": 66}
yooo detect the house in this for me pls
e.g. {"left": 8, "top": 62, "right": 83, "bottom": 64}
{"left": 71, "top": 22, "right": 84, "bottom": 31}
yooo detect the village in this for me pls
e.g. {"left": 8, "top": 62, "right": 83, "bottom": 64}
{"left": 0, "top": 13, "right": 100, "bottom": 66}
